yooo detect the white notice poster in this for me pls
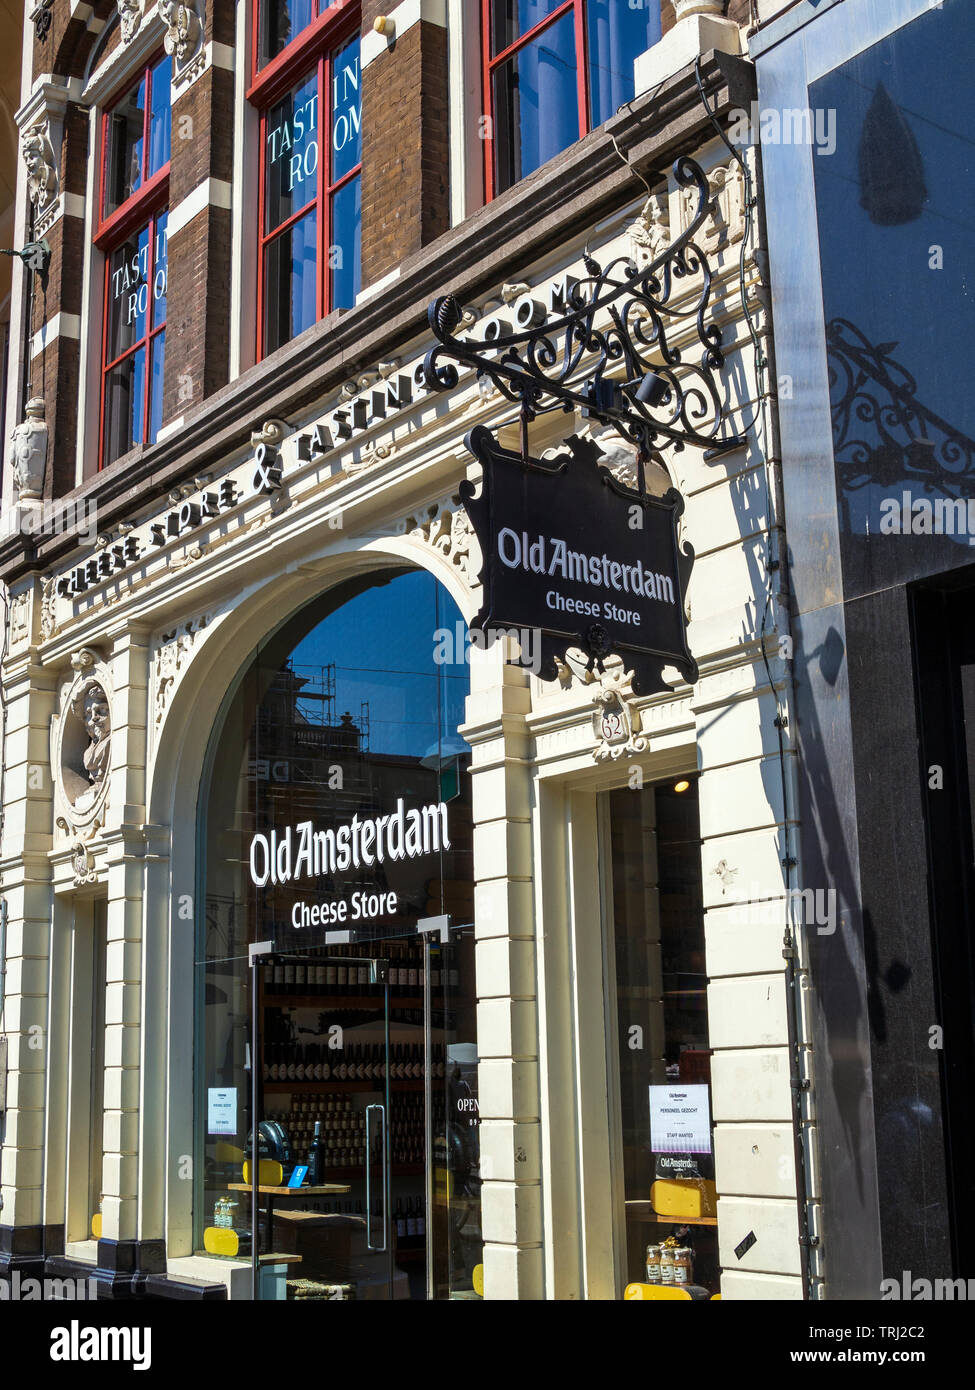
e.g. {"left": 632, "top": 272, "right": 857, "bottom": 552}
{"left": 649, "top": 1084, "right": 712, "bottom": 1154}
{"left": 207, "top": 1087, "right": 237, "bottom": 1136}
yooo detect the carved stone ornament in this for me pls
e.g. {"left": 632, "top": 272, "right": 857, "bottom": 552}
{"left": 250, "top": 417, "right": 291, "bottom": 449}
{"left": 591, "top": 661, "right": 649, "bottom": 762}
{"left": 681, "top": 158, "right": 746, "bottom": 254}
{"left": 40, "top": 574, "right": 59, "bottom": 640}
{"left": 118, "top": 0, "right": 145, "bottom": 43}
{"left": 52, "top": 650, "right": 113, "bottom": 832}
{"left": 629, "top": 189, "right": 670, "bottom": 260}
{"left": 404, "top": 497, "right": 476, "bottom": 585}
{"left": 70, "top": 840, "right": 98, "bottom": 886}
{"left": 158, "top": 0, "right": 202, "bottom": 64}
{"left": 21, "top": 122, "right": 58, "bottom": 214}
{"left": 153, "top": 614, "right": 210, "bottom": 728}
{"left": 10, "top": 398, "right": 48, "bottom": 500}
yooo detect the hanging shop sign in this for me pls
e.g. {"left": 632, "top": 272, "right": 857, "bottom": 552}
{"left": 461, "top": 426, "right": 697, "bottom": 695}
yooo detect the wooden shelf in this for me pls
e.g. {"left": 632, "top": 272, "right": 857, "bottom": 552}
{"left": 264, "top": 994, "right": 424, "bottom": 1010}
{"left": 263, "top": 1079, "right": 423, "bottom": 1093}
{"left": 626, "top": 1201, "right": 718, "bottom": 1228}
{"left": 229, "top": 1183, "right": 351, "bottom": 1196}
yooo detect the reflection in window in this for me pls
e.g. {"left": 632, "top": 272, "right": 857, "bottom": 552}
{"left": 810, "top": 0, "right": 975, "bottom": 592}
{"left": 607, "top": 780, "right": 719, "bottom": 1296}
{"left": 486, "top": 0, "right": 661, "bottom": 197}
{"left": 99, "top": 56, "right": 171, "bottom": 467}
{"left": 102, "top": 212, "right": 168, "bottom": 463}
{"left": 258, "top": 31, "right": 361, "bottom": 356}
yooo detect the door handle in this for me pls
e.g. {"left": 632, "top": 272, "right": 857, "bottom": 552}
{"left": 365, "top": 1103, "right": 387, "bottom": 1252}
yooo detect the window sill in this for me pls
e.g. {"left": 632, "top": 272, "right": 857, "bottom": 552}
{"left": 63, "top": 1240, "right": 98, "bottom": 1264}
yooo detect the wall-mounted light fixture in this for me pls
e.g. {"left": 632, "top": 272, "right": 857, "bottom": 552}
{"left": 373, "top": 14, "right": 395, "bottom": 38}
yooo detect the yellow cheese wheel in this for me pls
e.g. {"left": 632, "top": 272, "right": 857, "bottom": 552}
{"left": 242, "top": 1159, "right": 284, "bottom": 1186}
{"left": 650, "top": 1178, "right": 717, "bottom": 1218}
{"left": 204, "top": 1226, "right": 242, "bottom": 1258}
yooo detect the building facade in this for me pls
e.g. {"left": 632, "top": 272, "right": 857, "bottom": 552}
{"left": 753, "top": 0, "right": 975, "bottom": 1299}
{"left": 0, "top": 0, "right": 825, "bottom": 1301}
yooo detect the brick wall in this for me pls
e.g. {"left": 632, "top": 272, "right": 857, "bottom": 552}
{"left": 359, "top": 14, "right": 450, "bottom": 289}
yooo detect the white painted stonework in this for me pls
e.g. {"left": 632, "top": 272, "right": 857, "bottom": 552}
{"left": 0, "top": 133, "right": 819, "bottom": 1300}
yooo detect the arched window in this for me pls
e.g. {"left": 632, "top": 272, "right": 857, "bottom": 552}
{"left": 196, "top": 569, "right": 480, "bottom": 1299}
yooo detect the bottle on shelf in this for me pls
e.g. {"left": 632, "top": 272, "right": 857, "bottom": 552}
{"left": 307, "top": 1119, "right": 324, "bottom": 1185}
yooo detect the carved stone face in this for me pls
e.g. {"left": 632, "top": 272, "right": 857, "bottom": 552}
{"left": 83, "top": 687, "right": 110, "bottom": 743}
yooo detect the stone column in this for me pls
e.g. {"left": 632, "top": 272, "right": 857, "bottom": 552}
{"left": 0, "top": 581, "right": 57, "bottom": 1278}
{"left": 461, "top": 649, "right": 542, "bottom": 1299}
{"left": 94, "top": 623, "right": 160, "bottom": 1290}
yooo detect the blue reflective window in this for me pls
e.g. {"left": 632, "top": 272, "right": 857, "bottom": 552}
{"left": 492, "top": 10, "right": 578, "bottom": 192}
{"left": 330, "top": 174, "right": 361, "bottom": 311}
{"left": 488, "top": 0, "right": 662, "bottom": 197}
{"left": 586, "top": 0, "right": 661, "bottom": 129}
{"left": 259, "top": 33, "right": 362, "bottom": 355}
{"left": 264, "top": 209, "right": 319, "bottom": 355}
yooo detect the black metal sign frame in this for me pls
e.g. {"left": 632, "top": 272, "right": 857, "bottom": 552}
{"left": 461, "top": 425, "right": 697, "bottom": 695}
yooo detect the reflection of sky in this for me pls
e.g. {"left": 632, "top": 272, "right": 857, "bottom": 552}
{"left": 811, "top": 0, "right": 975, "bottom": 538}
{"left": 290, "top": 570, "right": 469, "bottom": 759}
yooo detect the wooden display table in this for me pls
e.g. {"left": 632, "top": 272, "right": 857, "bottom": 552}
{"left": 229, "top": 1182, "right": 351, "bottom": 1254}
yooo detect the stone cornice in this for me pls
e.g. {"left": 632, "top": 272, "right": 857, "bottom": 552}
{"left": 0, "top": 49, "right": 756, "bottom": 586}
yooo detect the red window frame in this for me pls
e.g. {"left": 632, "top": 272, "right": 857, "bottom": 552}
{"left": 248, "top": 0, "right": 361, "bottom": 361}
{"left": 482, "top": 0, "right": 589, "bottom": 203}
{"left": 95, "top": 54, "right": 171, "bottom": 469}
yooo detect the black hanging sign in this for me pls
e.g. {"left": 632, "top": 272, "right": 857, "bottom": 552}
{"left": 460, "top": 426, "right": 697, "bottom": 696}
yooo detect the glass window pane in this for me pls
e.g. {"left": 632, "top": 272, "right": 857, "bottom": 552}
{"left": 258, "top": 0, "right": 315, "bottom": 68}
{"left": 103, "top": 344, "right": 146, "bottom": 465}
{"left": 264, "top": 209, "right": 318, "bottom": 354}
{"left": 106, "top": 224, "right": 151, "bottom": 362}
{"left": 329, "top": 35, "right": 361, "bottom": 185}
{"left": 491, "top": 0, "right": 567, "bottom": 56}
{"left": 492, "top": 10, "right": 578, "bottom": 194}
{"left": 329, "top": 173, "right": 360, "bottom": 310}
{"left": 149, "top": 332, "right": 165, "bottom": 444}
{"left": 151, "top": 212, "right": 168, "bottom": 329}
{"left": 586, "top": 0, "right": 661, "bottom": 129}
{"left": 607, "top": 781, "right": 719, "bottom": 1296}
{"left": 147, "top": 55, "right": 172, "bottom": 178}
{"left": 264, "top": 72, "right": 319, "bottom": 235}
{"left": 104, "top": 75, "right": 146, "bottom": 216}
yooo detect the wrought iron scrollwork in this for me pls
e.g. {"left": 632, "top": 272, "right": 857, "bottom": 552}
{"left": 827, "top": 317, "right": 975, "bottom": 495}
{"left": 423, "top": 157, "right": 747, "bottom": 457}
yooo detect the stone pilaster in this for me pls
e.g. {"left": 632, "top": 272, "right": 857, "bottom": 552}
{"left": 461, "top": 649, "right": 541, "bottom": 1299}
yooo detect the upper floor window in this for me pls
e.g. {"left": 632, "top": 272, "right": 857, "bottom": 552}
{"left": 251, "top": 1, "right": 361, "bottom": 358}
{"left": 484, "top": 0, "right": 662, "bottom": 198}
{"left": 96, "top": 54, "right": 172, "bottom": 468}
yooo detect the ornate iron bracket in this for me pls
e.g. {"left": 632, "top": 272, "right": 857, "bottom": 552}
{"left": 423, "top": 157, "right": 747, "bottom": 459}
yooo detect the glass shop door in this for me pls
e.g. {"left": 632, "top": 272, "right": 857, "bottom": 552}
{"left": 242, "top": 917, "right": 481, "bottom": 1301}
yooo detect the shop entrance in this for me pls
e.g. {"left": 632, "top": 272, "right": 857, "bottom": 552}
{"left": 242, "top": 923, "right": 479, "bottom": 1300}
{"left": 197, "top": 568, "right": 481, "bottom": 1298}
